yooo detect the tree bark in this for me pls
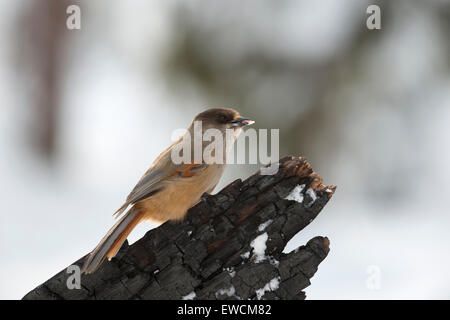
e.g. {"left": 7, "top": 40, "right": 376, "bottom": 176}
{"left": 23, "top": 156, "right": 336, "bottom": 300}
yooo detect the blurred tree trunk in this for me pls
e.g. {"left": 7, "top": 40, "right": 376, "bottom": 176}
{"left": 18, "top": 0, "right": 71, "bottom": 160}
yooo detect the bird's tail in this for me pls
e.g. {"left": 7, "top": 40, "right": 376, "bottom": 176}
{"left": 81, "top": 208, "right": 144, "bottom": 274}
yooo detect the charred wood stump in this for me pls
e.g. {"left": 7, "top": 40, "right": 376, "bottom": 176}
{"left": 23, "top": 156, "right": 336, "bottom": 300}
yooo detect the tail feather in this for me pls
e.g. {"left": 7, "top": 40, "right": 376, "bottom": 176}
{"left": 82, "top": 208, "right": 144, "bottom": 274}
{"left": 112, "top": 202, "right": 129, "bottom": 219}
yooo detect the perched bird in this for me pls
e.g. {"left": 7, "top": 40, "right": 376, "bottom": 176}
{"left": 81, "top": 108, "right": 254, "bottom": 273}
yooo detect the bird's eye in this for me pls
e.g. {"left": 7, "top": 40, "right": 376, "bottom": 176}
{"left": 216, "top": 114, "right": 227, "bottom": 123}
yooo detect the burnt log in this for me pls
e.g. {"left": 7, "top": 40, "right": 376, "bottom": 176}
{"left": 23, "top": 156, "right": 336, "bottom": 300}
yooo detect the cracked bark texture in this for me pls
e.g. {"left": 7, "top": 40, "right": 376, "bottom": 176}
{"left": 23, "top": 156, "right": 336, "bottom": 300}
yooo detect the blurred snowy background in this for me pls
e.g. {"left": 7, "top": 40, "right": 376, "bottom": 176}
{"left": 1, "top": 0, "right": 450, "bottom": 299}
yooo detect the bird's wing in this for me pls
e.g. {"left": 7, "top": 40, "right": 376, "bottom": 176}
{"left": 113, "top": 160, "right": 207, "bottom": 219}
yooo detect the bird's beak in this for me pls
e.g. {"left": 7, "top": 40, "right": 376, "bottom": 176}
{"left": 229, "top": 118, "right": 255, "bottom": 127}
